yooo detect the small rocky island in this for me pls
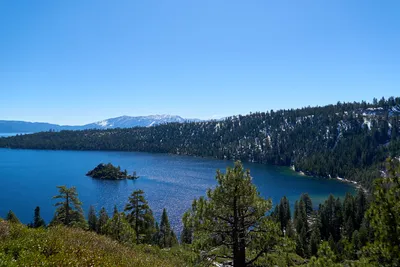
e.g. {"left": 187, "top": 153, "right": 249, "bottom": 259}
{"left": 86, "top": 163, "right": 139, "bottom": 180}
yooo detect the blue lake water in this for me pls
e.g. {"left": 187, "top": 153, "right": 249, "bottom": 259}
{"left": 0, "top": 148, "right": 355, "bottom": 232}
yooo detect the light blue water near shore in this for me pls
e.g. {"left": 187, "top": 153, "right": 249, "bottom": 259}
{"left": 0, "top": 149, "right": 355, "bottom": 232}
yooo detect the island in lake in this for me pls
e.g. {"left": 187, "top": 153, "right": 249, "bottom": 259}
{"left": 86, "top": 163, "right": 139, "bottom": 180}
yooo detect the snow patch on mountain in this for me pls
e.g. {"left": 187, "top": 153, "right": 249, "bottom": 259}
{"left": 86, "top": 115, "right": 200, "bottom": 129}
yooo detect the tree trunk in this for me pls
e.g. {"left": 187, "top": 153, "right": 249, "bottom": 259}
{"left": 232, "top": 194, "right": 245, "bottom": 267}
{"left": 239, "top": 231, "right": 246, "bottom": 266}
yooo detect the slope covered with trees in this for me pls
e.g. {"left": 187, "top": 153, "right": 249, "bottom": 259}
{"left": 1, "top": 97, "right": 399, "bottom": 188}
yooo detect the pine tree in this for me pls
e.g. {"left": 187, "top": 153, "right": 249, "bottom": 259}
{"left": 153, "top": 221, "right": 161, "bottom": 245}
{"left": 183, "top": 161, "right": 284, "bottom": 266}
{"left": 294, "top": 199, "right": 309, "bottom": 257}
{"left": 181, "top": 211, "right": 193, "bottom": 244}
{"left": 51, "top": 185, "right": 86, "bottom": 228}
{"left": 343, "top": 193, "right": 355, "bottom": 238}
{"left": 32, "top": 206, "right": 45, "bottom": 228}
{"left": 124, "top": 190, "right": 155, "bottom": 244}
{"left": 319, "top": 194, "right": 342, "bottom": 242}
{"left": 278, "top": 196, "right": 291, "bottom": 234}
{"left": 88, "top": 205, "right": 98, "bottom": 231}
{"left": 159, "top": 208, "right": 177, "bottom": 248}
{"left": 308, "top": 241, "right": 340, "bottom": 266}
{"left": 333, "top": 198, "right": 343, "bottom": 242}
{"left": 300, "top": 193, "right": 313, "bottom": 216}
{"left": 6, "top": 210, "right": 20, "bottom": 224}
{"left": 355, "top": 189, "right": 367, "bottom": 230}
{"left": 363, "top": 158, "right": 400, "bottom": 266}
{"left": 102, "top": 210, "right": 136, "bottom": 245}
{"left": 113, "top": 205, "right": 119, "bottom": 217}
{"left": 97, "top": 207, "right": 109, "bottom": 234}
{"left": 309, "top": 227, "right": 321, "bottom": 256}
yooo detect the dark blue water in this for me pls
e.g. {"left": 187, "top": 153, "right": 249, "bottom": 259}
{"left": 0, "top": 149, "right": 355, "bottom": 232}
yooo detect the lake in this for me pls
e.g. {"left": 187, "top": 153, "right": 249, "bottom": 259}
{"left": 0, "top": 148, "right": 355, "bottom": 232}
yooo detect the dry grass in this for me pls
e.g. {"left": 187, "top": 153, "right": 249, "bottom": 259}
{"left": 0, "top": 222, "right": 188, "bottom": 267}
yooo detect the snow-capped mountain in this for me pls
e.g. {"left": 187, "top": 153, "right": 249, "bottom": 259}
{"left": 84, "top": 115, "right": 200, "bottom": 129}
{"left": 0, "top": 115, "right": 201, "bottom": 133}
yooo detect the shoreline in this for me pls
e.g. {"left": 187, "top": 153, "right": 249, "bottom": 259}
{"left": 290, "top": 164, "right": 368, "bottom": 193}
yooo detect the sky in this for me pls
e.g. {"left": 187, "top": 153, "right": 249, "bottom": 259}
{"left": 0, "top": 1, "right": 399, "bottom": 125}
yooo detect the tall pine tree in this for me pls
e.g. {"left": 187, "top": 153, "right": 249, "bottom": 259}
{"left": 124, "top": 190, "right": 155, "bottom": 244}
{"left": 51, "top": 185, "right": 86, "bottom": 228}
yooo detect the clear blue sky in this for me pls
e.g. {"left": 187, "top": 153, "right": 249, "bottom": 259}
{"left": 0, "top": 1, "right": 399, "bottom": 125}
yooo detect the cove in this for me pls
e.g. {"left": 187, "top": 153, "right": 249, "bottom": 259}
{"left": 0, "top": 148, "right": 355, "bottom": 232}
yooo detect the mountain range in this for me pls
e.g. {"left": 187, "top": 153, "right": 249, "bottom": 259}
{"left": 0, "top": 115, "right": 200, "bottom": 133}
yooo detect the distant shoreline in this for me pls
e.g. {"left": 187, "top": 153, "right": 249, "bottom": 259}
{"left": 290, "top": 165, "right": 368, "bottom": 193}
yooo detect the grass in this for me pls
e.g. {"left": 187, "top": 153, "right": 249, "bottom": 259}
{"left": 0, "top": 221, "right": 188, "bottom": 266}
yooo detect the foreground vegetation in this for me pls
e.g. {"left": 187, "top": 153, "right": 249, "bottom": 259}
{"left": 0, "top": 222, "right": 186, "bottom": 266}
{"left": 1, "top": 97, "right": 399, "bottom": 189}
{"left": 1, "top": 159, "right": 399, "bottom": 266}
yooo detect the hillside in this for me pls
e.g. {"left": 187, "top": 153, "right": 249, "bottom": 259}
{"left": 0, "top": 221, "right": 186, "bottom": 266}
{"left": 1, "top": 97, "right": 399, "bottom": 188}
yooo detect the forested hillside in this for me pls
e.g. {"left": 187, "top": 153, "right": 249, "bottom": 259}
{"left": 1, "top": 97, "right": 400, "bottom": 189}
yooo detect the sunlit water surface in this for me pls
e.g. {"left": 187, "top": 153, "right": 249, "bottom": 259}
{"left": 0, "top": 149, "right": 355, "bottom": 232}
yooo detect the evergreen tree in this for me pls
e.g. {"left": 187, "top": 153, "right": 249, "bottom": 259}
{"left": 363, "top": 158, "right": 400, "bottom": 266}
{"left": 6, "top": 210, "right": 20, "bottom": 224}
{"left": 319, "top": 195, "right": 342, "bottom": 242}
{"left": 97, "top": 207, "right": 109, "bottom": 234}
{"left": 183, "top": 161, "right": 284, "bottom": 267}
{"left": 309, "top": 214, "right": 322, "bottom": 257}
{"left": 102, "top": 210, "right": 136, "bottom": 245}
{"left": 181, "top": 211, "right": 193, "bottom": 244}
{"left": 294, "top": 199, "right": 309, "bottom": 257}
{"left": 113, "top": 205, "right": 119, "bottom": 217}
{"left": 355, "top": 189, "right": 368, "bottom": 230}
{"left": 32, "top": 206, "right": 45, "bottom": 228}
{"left": 88, "top": 205, "right": 98, "bottom": 232}
{"left": 153, "top": 221, "right": 161, "bottom": 245}
{"left": 300, "top": 193, "right": 313, "bottom": 216}
{"left": 308, "top": 241, "right": 341, "bottom": 267}
{"left": 278, "top": 196, "right": 291, "bottom": 234}
{"left": 51, "top": 185, "right": 86, "bottom": 228}
{"left": 351, "top": 230, "right": 361, "bottom": 254}
{"left": 309, "top": 226, "right": 321, "bottom": 257}
{"left": 158, "top": 208, "right": 177, "bottom": 248}
{"left": 124, "top": 190, "right": 155, "bottom": 244}
{"left": 342, "top": 193, "right": 355, "bottom": 238}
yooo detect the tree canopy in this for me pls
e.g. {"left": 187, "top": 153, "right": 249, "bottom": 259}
{"left": 51, "top": 185, "right": 86, "bottom": 228}
{"left": 124, "top": 190, "right": 155, "bottom": 244}
{"left": 184, "top": 161, "right": 285, "bottom": 266}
